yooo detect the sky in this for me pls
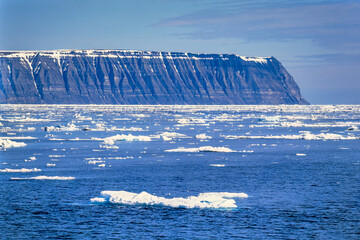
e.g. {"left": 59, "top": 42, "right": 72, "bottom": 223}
{"left": 1, "top": 0, "right": 359, "bottom": 104}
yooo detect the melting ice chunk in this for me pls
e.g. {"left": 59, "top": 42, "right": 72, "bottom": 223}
{"left": 0, "top": 138, "right": 27, "bottom": 149}
{"left": 91, "top": 191, "right": 248, "bottom": 209}
{"left": 98, "top": 134, "right": 152, "bottom": 145}
{"left": 165, "top": 146, "right": 236, "bottom": 153}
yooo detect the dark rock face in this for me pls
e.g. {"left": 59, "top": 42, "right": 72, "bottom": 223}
{"left": 0, "top": 50, "right": 308, "bottom": 104}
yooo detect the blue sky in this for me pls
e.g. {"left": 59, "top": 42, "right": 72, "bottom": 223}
{"left": 1, "top": 0, "right": 359, "bottom": 104}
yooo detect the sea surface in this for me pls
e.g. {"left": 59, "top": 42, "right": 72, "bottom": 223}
{"left": 0, "top": 105, "right": 359, "bottom": 239}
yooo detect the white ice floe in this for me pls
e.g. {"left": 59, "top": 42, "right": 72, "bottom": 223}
{"left": 84, "top": 157, "right": 105, "bottom": 165}
{"left": 165, "top": 146, "right": 236, "bottom": 153}
{"left": 87, "top": 160, "right": 104, "bottom": 165}
{"left": 0, "top": 168, "right": 41, "bottom": 173}
{"left": 222, "top": 132, "right": 358, "bottom": 140}
{"left": 156, "top": 132, "right": 188, "bottom": 138}
{"left": 75, "top": 114, "right": 92, "bottom": 121}
{"left": 116, "top": 127, "right": 146, "bottom": 132}
{"left": 209, "top": 164, "right": 225, "bottom": 167}
{"left": 46, "top": 163, "right": 56, "bottom": 167}
{"left": 91, "top": 191, "right": 248, "bottom": 209}
{"left": 100, "top": 145, "right": 119, "bottom": 149}
{"left": 0, "top": 138, "right": 27, "bottom": 149}
{"left": 44, "top": 123, "right": 79, "bottom": 132}
{"left": 11, "top": 176, "right": 75, "bottom": 180}
{"left": 107, "top": 156, "right": 134, "bottom": 160}
{"left": 24, "top": 156, "right": 37, "bottom": 162}
{"left": 195, "top": 134, "right": 212, "bottom": 140}
{"left": 347, "top": 126, "right": 359, "bottom": 131}
{"left": 3, "top": 116, "right": 54, "bottom": 122}
{"left": 153, "top": 132, "right": 189, "bottom": 141}
{"left": 175, "top": 118, "right": 208, "bottom": 126}
{"left": 2, "top": 136, "right": 36, "bottom": 140}
{"left": 99, "top": 134, "right": 153, "bottom": 145}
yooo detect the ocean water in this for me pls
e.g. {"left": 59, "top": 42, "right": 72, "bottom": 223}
{"left": 0, "top": 105, "right": 359, "bottom": 239}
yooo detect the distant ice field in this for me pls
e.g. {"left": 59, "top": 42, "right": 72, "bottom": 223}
{"left": 0, "top": 105, "right": 359, "bottom": 239}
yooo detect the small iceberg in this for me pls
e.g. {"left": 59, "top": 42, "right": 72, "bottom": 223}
{"left": 91, "top": 191, "right": 248, "bottom": 209}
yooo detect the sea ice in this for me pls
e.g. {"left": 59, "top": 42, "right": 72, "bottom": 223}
{"left": 165, "top": 146, "right": 236, "bottom": 153}
{"left": 94, "top": 134, "right": 153, "bottom": 145}
{"left": 195, "top": 134, "right": 212, "bottom": 140}
{"left": 209, "top": 164, "right": 225, "bottom": 167}
{"left": 222, "top": 132, "right": 358, "bottom": 140}
{"left": 91, "top": 191, "right": 248, "bottom": 209}
{"left": 0, "top": 138, "right": 27, "bottom": 149}
{"left": 11, "top": 176, "right": 75, "bottom": 180}
{"left": 44, "top": 123, "right": 79, "bottom": 132}
{"left": 0, "top": 168, "right": 41, "bottom": 173}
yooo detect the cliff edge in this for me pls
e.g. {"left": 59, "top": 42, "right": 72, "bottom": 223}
{"left": 0, "top": 50, "right": 308, "bottom": 104}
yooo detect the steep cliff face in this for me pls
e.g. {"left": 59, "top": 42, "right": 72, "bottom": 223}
{"left": 0, "top": 50, "right": 308, "bottom": 104}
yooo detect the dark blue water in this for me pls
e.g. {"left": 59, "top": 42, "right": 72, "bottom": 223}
{"left": 0, "top": 105, "right": 359, "bottom": 239}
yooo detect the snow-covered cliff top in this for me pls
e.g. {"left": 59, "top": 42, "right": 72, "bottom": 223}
{"left": 0, "top": 49, "right": 271, "bottom": 63}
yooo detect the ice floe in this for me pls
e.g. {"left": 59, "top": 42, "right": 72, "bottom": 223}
{"left": 195, "top": 134, "right": 212, "bottom": 140}
{"left": 175, "top": 118, "right": 209, "bottom": 126}
{"left": 112, "top": 127, "right": 145, "bottom": 131}
{"left": 2, "top": 116, "right": 54, "bottom": 122}
{"left": 0, "top": 138, "right": 27, "bottom": 149}
{"left": 154, "top": 132, "right": 189, "bottom": 141}
{"left": 11, "top": 176, "right": 75, "bottom": 180}
{"left": 48, "top": 155, "right": 65, "bottom": 158}
{"left": 222, "top": 132, "right": 358, "bottom": 140}
{"left": 44, "top": 123, "right": 79, "bottom": 132}
{"left": 107, "top": 156, "right": 134, "bottom": 160}
{"left": 24, "top": 156, "right": 37, "bottom": 162}
{"left": 99, "top": 134, "right": 152, "bottom": 145}
{"left": 209, "top": 164, "right": 225, "bottom": 167}
{"left": 100, "top": 145, "right": 119, "bottom": 149}
{"left": 91, "top": 191, "right": 248, "bottom": 209}
{"left": 75, "top": 114, "right": 92, "bottom": 121}
{"left": 165, "top": 146, "right": 236, "bottom": 153}
{"left": 0, "top": 168, "right": 41, "bottom": 173}
{"left": 93, "top": 132, "right": 187, "bottom": 145}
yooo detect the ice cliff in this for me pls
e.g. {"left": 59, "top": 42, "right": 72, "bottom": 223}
{"left": 0, "top": 50, "right": 308, "bottom": 104}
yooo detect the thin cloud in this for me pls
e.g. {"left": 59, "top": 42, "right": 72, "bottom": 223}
{"left": 155, "top": 1, "right": 360, "bottom": 51}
